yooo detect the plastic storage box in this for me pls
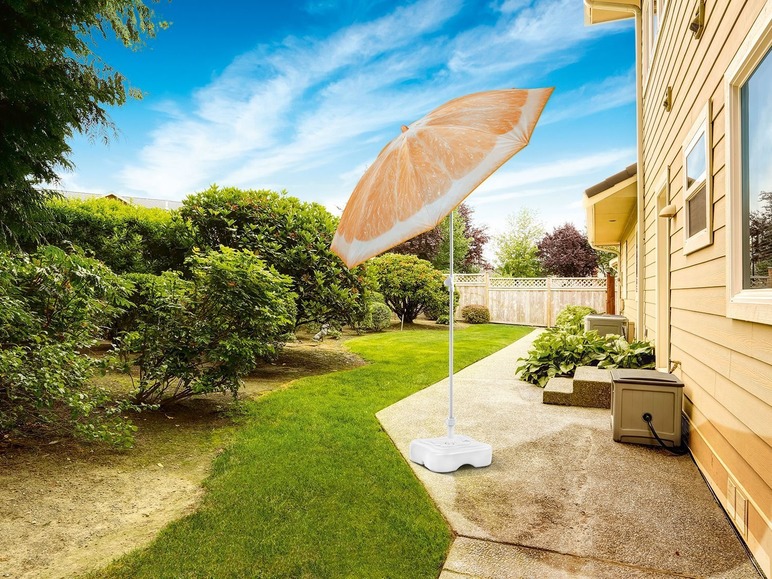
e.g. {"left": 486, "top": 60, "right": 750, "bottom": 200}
{"left": 610, "top": 369, "right": 684, "bottom": 448}
{"left": 584, "top": 314, "right": 628, "bottom": 337}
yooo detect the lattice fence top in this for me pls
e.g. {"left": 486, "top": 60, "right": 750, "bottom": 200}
{"left": 452, "top": 275, "right": 607, "bottom": 289}
{"left": 490, "top": 277, "right": 547, "bottom": 289}
{"left": 550, "top": 277, "right": 607, "bottom": 289}
{"left": 454, "top": 273, "right": 485, "bottom": 284}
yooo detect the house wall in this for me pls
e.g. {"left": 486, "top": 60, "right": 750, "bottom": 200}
{"left": 620, "top": 222, "right": 638, "bottom": 340}
{"left": 641, "top": 0, "right": 772, "bottom": 574}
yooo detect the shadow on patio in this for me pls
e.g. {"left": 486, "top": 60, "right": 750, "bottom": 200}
{"left": 376, "top": 330, "right": 761, "bottom": 578}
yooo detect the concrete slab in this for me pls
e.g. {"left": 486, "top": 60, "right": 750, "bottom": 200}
{"left": 377, "top": 330, "right": 760, "bottom": 578}
{"left": 543, "top": 377, "right": 574, "bottom": 406}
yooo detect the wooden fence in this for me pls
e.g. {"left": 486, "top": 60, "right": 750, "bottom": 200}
{"left": 454, "top": 273, "right": 607, "bottom": 327}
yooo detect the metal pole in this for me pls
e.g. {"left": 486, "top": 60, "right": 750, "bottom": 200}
{"left": 447, "top": 212, "right": 455, "bottom": 440}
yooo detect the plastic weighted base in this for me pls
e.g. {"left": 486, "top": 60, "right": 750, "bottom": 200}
{"left": 409, "top": 435, "right": 492, "bottom": 473}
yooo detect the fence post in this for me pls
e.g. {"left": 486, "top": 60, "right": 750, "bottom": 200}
{"left": 606, "top": 274, "right": 616, "bottom": 314}
{"left": 483, "top": 270, "right": 491, "bottom": 309}
{"left": 546, "top": 277, "right": 553, "bottom": 327}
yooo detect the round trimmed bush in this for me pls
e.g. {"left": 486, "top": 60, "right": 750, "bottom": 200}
{"left": 460, "top": 304, "right": 490, "bottom": 324}
{"left": 367, "top": 302, "right": 392, "bottom": 331}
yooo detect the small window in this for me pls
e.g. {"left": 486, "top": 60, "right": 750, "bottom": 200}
{"left": 682, "top": 102, "right": 713, "bottom": 255}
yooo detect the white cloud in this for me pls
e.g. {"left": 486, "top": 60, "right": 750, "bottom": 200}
{"left": 114, "top": 0, "right": 632, "bottom": 200}
{"left": 541, "top": 70, "right": 635, "bottom": 125}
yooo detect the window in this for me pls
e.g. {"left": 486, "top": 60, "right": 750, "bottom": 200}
{"left": 682, "top": 102, "right": 712, "bottom": 255}
{"left": 645, "top": 0, "right": 668, "bottom": 71}
{"left": 725, "top": 3, "right": 772, "bottom": 324}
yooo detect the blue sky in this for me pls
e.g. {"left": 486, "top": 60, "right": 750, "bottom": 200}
{"left": 62, "top": 0, "right": 636, "bottom": 247}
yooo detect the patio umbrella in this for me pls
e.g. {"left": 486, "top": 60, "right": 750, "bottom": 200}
{"left": 331, "top": 88, "right": 553, "bottom": 472}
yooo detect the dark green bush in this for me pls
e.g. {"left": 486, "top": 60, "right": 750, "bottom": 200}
{"left": 0, "top": 246, "right": 136, "bottom": 446}
{"left": 180, "top": 185, "right": 367, "bottom": 328}
{"left": 34, "top": 197, "right": 193, "bottom": 274}
{"left": 366, "top": 302, "right": 392, "bottom": 331}
{"left": 115, "top": 247, "right": 296, "bottom": 406}
{"left": 460, "top": 304, "right": 490, "bottom": 324}
{"left": 554, "top": 305, "right": 597, "bottom": 333}
{"left": 369, "top": 253, "right": 450, "bottom": 323}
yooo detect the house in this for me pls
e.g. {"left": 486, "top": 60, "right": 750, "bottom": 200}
{"left": 583, "top": 1, "right": 772, "bottom": 575}
{"left": 58, "top": 190, "right": 183, "bottom": 210}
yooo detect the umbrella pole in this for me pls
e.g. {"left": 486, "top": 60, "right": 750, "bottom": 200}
{"left": 447, "top": 212, "right": 455, "bottom": 440}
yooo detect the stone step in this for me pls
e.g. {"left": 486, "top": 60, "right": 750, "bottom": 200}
{"left": 573, "top": 366, "right": 612, "bottom": 409}
{"left": 542, "top": 377, "right": 574, "bottom": 406}
{"left": 542, "top": 367, "right": 612, "bottom": 409}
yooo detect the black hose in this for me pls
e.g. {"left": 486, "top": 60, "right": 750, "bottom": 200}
{"left": 642, "top": 413, "right": 689, "bottom": 456}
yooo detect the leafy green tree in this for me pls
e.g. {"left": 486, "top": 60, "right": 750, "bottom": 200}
{"left": 493, "top": 208, "right": 545, "bottom": 277}
{"left": 0, "top": 0, "right": 166, "bottom": 246}
{"left": 390, "top": 203, "right": 488, "bottom": 272}
{"left": 0, "top": 246, "right": 136, "bottom": 446}
{"left": 369, "top": 253, "right": 448, "bottom": 323}
{"left": 433, "top": 210, "right": 471, "bottom": 272}
{"left": 115, "top": 248, "right": 296, "bottom": 406}
{"left": 180, "top": 186, "right": 367, "bottom": 328}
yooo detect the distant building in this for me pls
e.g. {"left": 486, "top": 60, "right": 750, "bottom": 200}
{"left": 56, "top": 190, "right": 183, "bottom": 211}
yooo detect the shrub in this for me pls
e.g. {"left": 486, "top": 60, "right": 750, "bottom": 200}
{"left": 34, "top": 197, "right": 193, "bottom": 275}
{"left": 460, "top": 304, "right": 490, "bottom": 324}
{"left": 598, "top": 336, "right": 656, "bottom": 370}
{"left": 366, "top": 302, "right": 392, "bottom": 331}
{"left": 516, "top": 328, "right": 656, "bottom": 388}
{"left": 180, "top": 186, "right": 368, "bottom": 328}
{"left": 369, "top": 253, "right": 449, "bottom": 323}
{"left": 115, "top": 247, "right": 296, "bottom": 406}
{"left": 554, "top": 305, "right": 597, "bottom": 334}
{"left": 0, "top": 246, "right": 136, "bottom": 446}
{"left": 516, "top": 328, "right": 608, "bottom": 387}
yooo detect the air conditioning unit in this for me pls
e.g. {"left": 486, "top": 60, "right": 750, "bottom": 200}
{"left": 584, "top": 314, "right": 628, "bottom": 337}
{"left": 610, "top": 369, "right": 684, "bottom": 448}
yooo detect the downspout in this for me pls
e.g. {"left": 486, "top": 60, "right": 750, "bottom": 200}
{"left": 583, "top": 0, "right": 644, "bottom": 340}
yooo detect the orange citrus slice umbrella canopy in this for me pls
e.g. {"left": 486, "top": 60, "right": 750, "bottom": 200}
{"left": 331, "top": 87, "right": 554, "bottom": 269}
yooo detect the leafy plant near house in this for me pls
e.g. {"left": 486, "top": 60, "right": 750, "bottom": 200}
{"left": 517, "top": 305, "right": 654, "bottom": 387}
{"left": 0, "top": 246, "right": 136, "bottom": 446}
{"left": 460, "top": 304, "right": 491, "bottom": 324}
{"left": 516, "top": 328, "right": 609, "bottom": 387}
{"left": 114, "top": 247, "right": 296, "bottom": 406}
{"left": 554, "top": 305, "right": 597, "bottom": 333}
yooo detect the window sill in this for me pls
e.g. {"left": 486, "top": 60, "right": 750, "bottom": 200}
{"left": 727, "top": 290, "right": 772, "bottom": 325}
{"left": 683, "top": 229, "right": 712, "bottom": 255}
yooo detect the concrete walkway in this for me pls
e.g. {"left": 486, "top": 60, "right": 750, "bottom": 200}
{"left": 376, "top": 330, "right": 761, "bottom": 578}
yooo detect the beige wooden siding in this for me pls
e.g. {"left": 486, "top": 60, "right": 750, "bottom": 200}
{"left": 641, "top": 0, "right": 772, "bottom": 573}
{"left": 620, "top": 224, "right": 638, "bottom": 338}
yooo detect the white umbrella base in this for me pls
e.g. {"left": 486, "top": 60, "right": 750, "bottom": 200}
{"left": 409, "top": 435, "right": 492, "bottom": 473}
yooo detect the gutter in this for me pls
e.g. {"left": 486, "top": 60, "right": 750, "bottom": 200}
{"left": 583, "top": 0, "right": 644, "bottom": 340}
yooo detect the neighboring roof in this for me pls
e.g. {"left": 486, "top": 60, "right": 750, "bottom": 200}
{"left": 57, "top": 190, "right": 183, "bottom": 210}
{"left": 585, "top": 163, "right": 637, "bottom": 198}
{"left": 584, "top": 0, "right": 639, "bottom": 25}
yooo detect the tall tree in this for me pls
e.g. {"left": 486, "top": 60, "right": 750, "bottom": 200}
{"left": 537, "top": 223, "right": 598, "bottom": 277}
{"left": 0, "top": 0, "right": 166, "bottom": 246}
{"left": 458, "top": 203, "right": 490, "bottom": 271}
{"left": 493, "top": 207, "right": 544, "bottom": 277}
{"left": 390, "top": 202, "right": 488, "bottom": 272}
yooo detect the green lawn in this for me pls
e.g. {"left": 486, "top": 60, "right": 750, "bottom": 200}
{"left": 98, "top": 323, "right": 531, "bottom": 578}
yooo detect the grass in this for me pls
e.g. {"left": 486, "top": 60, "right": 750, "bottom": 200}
{"left": 97, "top": 323, "right": 532, "bottom": 579}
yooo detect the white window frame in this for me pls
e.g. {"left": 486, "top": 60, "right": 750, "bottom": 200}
{"left": 725, "top": 1, "right": 772, "bottom": 325}
{"left": 644, "top": 0, "right": 668, "bottom": 74}
{"left": 682, "top": 101, "right": 713, "bottom": 255}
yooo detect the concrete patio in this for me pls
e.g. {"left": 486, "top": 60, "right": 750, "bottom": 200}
{"left": 376, "top": 330, "right": 761, "bottom": 578}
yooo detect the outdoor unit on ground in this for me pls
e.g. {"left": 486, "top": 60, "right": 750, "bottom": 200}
{"left": 610, "top": 369, "right": 684, "bottom": 448}
{"left": 585, "top": 314, "right": 628, "bottom": 337}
